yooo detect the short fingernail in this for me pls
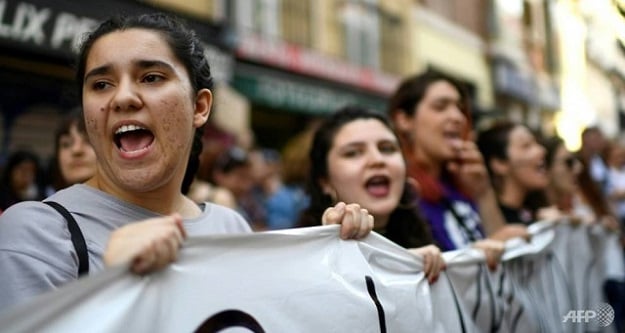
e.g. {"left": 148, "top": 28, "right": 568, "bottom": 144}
{"left": 327, "top": 211, "right": 339, "bottom": 221}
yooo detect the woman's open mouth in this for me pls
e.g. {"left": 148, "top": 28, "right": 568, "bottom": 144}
{"left": 114, "top": 124, "right": 155, "bottom": 153}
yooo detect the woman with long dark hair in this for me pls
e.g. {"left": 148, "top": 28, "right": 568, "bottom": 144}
{"left": 387, "top": 70, "right": 523, "bottom": 267}
{"left": 0, "top": 13, "right": 372, "bottom": 312}
{"left": 476, "top": 121, "right": 549, "bottom": 224}
{"left": 300, "top": 106, "right": 445, "bottom": 283}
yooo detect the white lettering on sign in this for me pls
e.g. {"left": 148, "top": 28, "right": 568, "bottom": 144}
{"left": 0, "top": 0, "right": 50, "bottom": 45}
{"left": 562, "top": 310, "right": 597, "bottom": 323}
{"left": 51, "top": 12, "right": 97, "bottom": 52}
{"left": 0, "top": 0, "right": 97, "bottom": 53}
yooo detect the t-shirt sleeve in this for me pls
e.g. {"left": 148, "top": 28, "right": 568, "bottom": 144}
{"left": 0, "top": 201, "right": 78, "bottom": 313}
{"left": 201, "top": 203, "right": 253, "bottom": 234}
{"left": 223, "top": 206, "right": 253, "bottom": 233}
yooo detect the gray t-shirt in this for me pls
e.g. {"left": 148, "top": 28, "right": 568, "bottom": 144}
{"left": 0, "top": 184, "right": 251, "bottom": 313}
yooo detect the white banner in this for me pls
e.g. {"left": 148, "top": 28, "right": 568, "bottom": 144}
{"left": 0, "top": 221, "right": 619, "bottom": 333}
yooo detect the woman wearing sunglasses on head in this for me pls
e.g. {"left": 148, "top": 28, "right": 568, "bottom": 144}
{"left": 542, "top": 136, "right": 619, "bottom": 228}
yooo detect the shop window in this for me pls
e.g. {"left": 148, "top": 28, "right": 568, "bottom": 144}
{"left": 380, "top": 7, "right": 405, "bottom": 75}
{"left": 419, "top": 0, "right": 453, "bottom": 17}
{"left": 281, "top": 0, "right": 312, "bottom": 47}
{"left": 339, "top": 0, "right": 380, "bottom": 69}
{"left": 232, "top": 0, "right": 281, "bottom": 38}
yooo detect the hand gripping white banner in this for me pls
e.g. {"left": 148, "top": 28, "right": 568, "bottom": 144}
{"left": 0, "top": 221, "right": 618, "bottom": 333}
{"left": 0, "top": 226, "right": 449, "bottom": 333}
{"left": 441, "top": 220, "right": 618, "bottom": 333}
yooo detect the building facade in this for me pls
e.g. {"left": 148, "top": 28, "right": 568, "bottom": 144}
{"left": 411, "top": 0, "right": 494, "bottom": 127}
{"left": 3, "top": 0, "right": 625, "bottom": 162}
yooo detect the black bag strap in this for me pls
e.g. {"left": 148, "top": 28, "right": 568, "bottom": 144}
{"left": 43, "top": 201, "right": 89, "bottom": 277}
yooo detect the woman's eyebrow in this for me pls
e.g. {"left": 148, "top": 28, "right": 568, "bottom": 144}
{"left": 84, "top": 64, "right": 111, "bottom": 82}
{"left": 84, "top": 60, "right": 175, "bottom": 81}
{"left": 135, "top": 59, "right": 175, "bottom": 72}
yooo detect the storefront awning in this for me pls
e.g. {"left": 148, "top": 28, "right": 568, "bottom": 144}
{"left": 232, "top": 63, "right": 388, "bottom": 115}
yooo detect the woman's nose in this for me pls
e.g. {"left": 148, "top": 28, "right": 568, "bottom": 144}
{"left": 367, "top": 149, "right": 386, "bottom": 166}
{"left": 448, "top": 105, "right": 467, "bottom": 124}
{"left": 71, "top": 138, "right": 88, "bottom": 154}
{"left": 109, "top": 79, "right": 142, "bottom": 111}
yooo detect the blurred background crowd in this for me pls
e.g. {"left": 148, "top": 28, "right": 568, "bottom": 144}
{"left": 2, "top": 0, "right": 625, "bottom": 225}
{"left": 1, "top": 0, "right": 625, "bottom": 329}
{"left": 1, "top": 0, "right": 625, "bottom": 223}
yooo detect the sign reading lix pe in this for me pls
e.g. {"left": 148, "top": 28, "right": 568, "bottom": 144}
{"left": 0, "top": 0, "right": 97, "bottom": 55}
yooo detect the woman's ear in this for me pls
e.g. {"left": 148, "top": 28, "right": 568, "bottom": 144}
{"left": 193, "top": 88, "right": 212, "bottom": 128}
{"left": 392, "top": 110, "right": 413, "bottom": 135}
{"left": 489, "top": 157, "right": 509, "bottom": 177}
{"left": 319, "top": 178, "right": 337, "bottom": 202}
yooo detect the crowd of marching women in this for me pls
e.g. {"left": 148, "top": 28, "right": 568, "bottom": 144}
{"left": 0, "top": 12, "right": 623, "bottom": 333}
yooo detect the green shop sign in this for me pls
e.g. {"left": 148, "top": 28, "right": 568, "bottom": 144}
{"left": 233, "top": 73, "right": 387, "bottom": 115}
